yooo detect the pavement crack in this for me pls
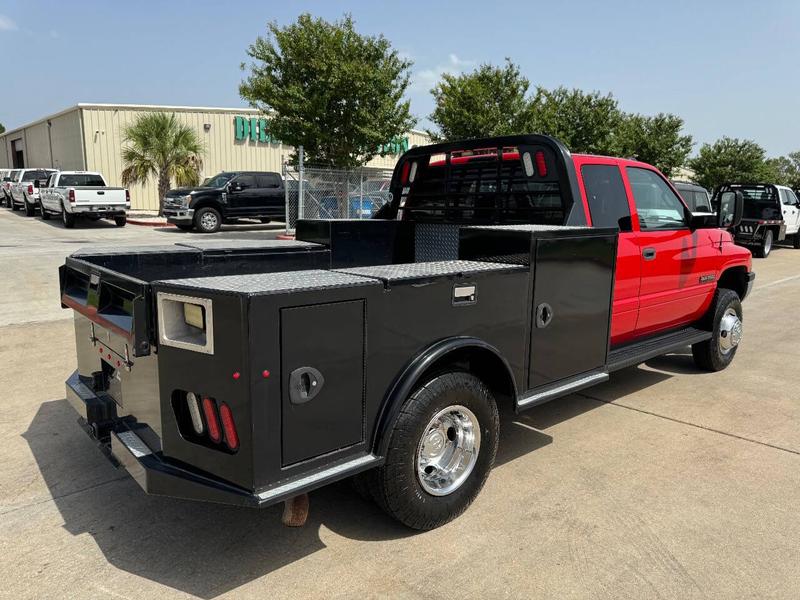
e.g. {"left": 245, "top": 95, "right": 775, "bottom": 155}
{"left": 577, "top": 392, "right": 800, "bottom": 457}
{"left": 0, "top": 475, "right": 130, "bottom": 516}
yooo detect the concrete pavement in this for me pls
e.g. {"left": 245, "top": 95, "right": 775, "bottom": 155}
{"left": 1, "top": 207, "right": 799, "bottom": 599}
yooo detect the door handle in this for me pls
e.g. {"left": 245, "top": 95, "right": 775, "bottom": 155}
{"left": 642, "top": 247, "right": 657, "bottom": 261}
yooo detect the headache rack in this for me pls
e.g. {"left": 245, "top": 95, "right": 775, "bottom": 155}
{"left": 390, "top": 135, "right": 584, "bottom": 226}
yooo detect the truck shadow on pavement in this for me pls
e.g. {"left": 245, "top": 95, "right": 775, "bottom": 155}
{"left": 24, "top": 362, "right": 680, "bottom": 597}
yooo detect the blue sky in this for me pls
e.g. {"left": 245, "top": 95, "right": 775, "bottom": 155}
{"left": 1, "top": 0, "right": 799, "bottom": 156}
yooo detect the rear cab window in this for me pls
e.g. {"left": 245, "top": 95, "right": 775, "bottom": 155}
{"left": 58, "top": 174, "right": 107, "bottom": 187}
{"left": 398, "top": 145, "right": 565, "bottom": 224}
{"left": 626, "top": 167, "right": 688, "bottom": 230}
{"left": 581, "top": 164, "right": 632, "bottom": 231}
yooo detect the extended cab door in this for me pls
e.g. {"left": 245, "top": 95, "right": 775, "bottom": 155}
{"left": 779, "top": 188, "right": 800, "bottom": 235}
{"left": 255, "top": 173, "right": 285, "bottom": 217}
{"left": 624, "top": 166, "right": 716, "bottom": 336}
{"left": 578, "top": 161, "right": 640, "bottom": 346}
{"left": 226, "top": 174, "right": 258, "bottom": 216}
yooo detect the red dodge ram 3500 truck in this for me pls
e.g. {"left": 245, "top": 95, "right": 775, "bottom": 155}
{"left": 60, "top": 135, "right": 753, "bottom": 530}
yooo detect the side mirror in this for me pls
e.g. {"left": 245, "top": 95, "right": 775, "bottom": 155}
{"left": 717, "top": 190, "right": 744, "bottom": 229}
{"left": 689, "top": 212, "right": 718, "bottom": 229}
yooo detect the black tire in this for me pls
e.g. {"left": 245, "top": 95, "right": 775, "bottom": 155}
{"left": 10, "top": 197, "right": 18, "bottom": 211}
{"left": 174, "top": 223, "right": 193, "bottom": 231}
{"left": 114, "top": 216, "right": 127, "bottom": 227}
{"left": 754, "top": 229, "right": 773, "bottom": 258}
{"left": 259, "top": 217, "right": 272, "bottom": 224}
{"left": 61, "top": 208, "right": 75, "bottom": 228}
{"left": 194, "top": 207, "right": 222, "bottom": 233}
{"left": 692, "top": 288, "right": 742, "bottom": 372}
{"left": 24, "top": 197, "right": 36, "bottom": 217}
{"left": 39, "top": 203, "right": 50, "bottom": 220}
{"left": 367, "top": 372, "right": 499, "bottom": 530}
{"left": 793, "top": 233, "right": 800, "bottom": 249}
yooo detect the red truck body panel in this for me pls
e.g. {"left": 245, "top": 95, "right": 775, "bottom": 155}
{"left": 572, "top": 154, "right": 752, "bottom": 346}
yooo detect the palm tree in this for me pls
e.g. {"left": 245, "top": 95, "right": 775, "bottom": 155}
{"left": 121, "top": 112, "right": 204, "bottom": 216}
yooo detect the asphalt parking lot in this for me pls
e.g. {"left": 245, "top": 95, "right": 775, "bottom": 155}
{"left": 1, "top": 207, "right": 800, "bottom": 599}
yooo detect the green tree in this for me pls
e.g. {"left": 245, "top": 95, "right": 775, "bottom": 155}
{"left": 689, "top": 137, "right": 774, "bottom": 190}
{"left": 765, "top": 152, "right": 800, "bottom": 188}
{"left": 615, "top": 113, "right": 693, "bottom": 176}
{"left": 530, "top": 87, "right": 622, "bottom": 155}
{"left": 428, "top": 60, "right": 536, "bottom": 141}
{"left": 240, "top": 14, "right": 414, "bottom": 168}
{"left": 0, "top": 122, "right": 5, "bottom": 135}
{"left": 120, "top": 112, "right": 204, "bottom": 216}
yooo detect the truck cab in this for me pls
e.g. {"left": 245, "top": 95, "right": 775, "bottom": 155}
{"left": 163, "top": 171, "right": 285, "bottom": 233}
{"left": 59, "top": 135, "right": 753, "bottom": 531}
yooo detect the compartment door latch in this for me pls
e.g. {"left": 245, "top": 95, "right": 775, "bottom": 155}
{"left": 289, "top": 367, "right": 325, "bottom": 405}
{"left": 536, "top": 303, "right": 554, "bottom": 328}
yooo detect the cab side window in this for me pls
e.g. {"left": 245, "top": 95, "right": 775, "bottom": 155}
{"left": 235, "top": 175, "right": 255, "bottom": 190}
{"left": 786, "top": 189, "right": 800, "bottom": 205}
{"left": 626, "top": 167, "right": 687, "bottom": 230}
{"left": 256, "top": 173, "right": 281, "bottom": 188}
{"left": 581, "top": 164, "right": 632, "bottom": 231}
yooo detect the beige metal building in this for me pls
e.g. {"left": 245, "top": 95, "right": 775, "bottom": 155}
{"left": 0, "top": 103, "right": 431, "bottom": 211}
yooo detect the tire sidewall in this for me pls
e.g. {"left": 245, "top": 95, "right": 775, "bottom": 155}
{"left": 762, "top": 229, "right": 773, "bottom": 257}
{"left": 709, "top": 290, "right": 743, "bottom": 369}
{"left": 383, "top": 372, "right": 499, "bottom": 528}
{"left": 195, "top": 207, "right": 221, "bottom": 233}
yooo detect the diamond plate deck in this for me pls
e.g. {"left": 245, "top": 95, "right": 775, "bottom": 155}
{"left": 158, "top": 269, "right": 379, "bottom": 295}
{"left": 337, "top": 260, "right": 523, "bottom": 282}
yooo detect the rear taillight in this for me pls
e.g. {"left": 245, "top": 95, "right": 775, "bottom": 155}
{"left": 400, "top": 161, "right": 410, "bottom": 184}
{"left": 535, "top": 151, "right": 547, "bottom": 177}
{"left": 202, "top": 396, "right": 221, "bottom": 443}
{"left": 68, "top": 189, "right": 75, "bottom": 203}
{"left": 218, "top": 403, "right": 239, "bottom": 451}
{"left": 125, "top": 189, "right": 130, "bottom": 203}
{"left": 27, "top": 184, "right": 33, "bottom": 195}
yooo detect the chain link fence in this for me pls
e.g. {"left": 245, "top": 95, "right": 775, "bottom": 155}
{"left": 283, "top": 150, "right": 394, "bottom": 234}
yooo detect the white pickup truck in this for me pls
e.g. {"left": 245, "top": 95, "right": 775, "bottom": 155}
{"left": 39, "top": 171, "right": 129, "bottom": 228}
{"left": 9, "top": 168, "right": 57, "bottom": 215}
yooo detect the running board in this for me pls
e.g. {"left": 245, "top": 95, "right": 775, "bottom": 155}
{"left": 516, "top": 369, "right": 609, "bottom": 412}
{"left": 607, "top": 326, "right": 712, "bottom": 372}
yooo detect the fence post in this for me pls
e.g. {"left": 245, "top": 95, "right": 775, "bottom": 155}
{"left": 298, "top": 146, "right": 305, "bottom": 221}
{"left": 282, "top": 159, "right": 290, "bottom": 234}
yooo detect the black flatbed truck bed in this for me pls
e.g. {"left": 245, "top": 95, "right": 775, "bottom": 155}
{"left": 60, "top": 134, "right": 738, "bottom": 530}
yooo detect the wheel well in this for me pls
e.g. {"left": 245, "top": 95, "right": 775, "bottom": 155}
{"left": 415, "top": 346, "right": 517, "bottom": 411}
{"left": 718, "top": 266, "right": 749, "bottom": 299}
{"left": 191, "top": 200, "right": 223, "bottom": 215}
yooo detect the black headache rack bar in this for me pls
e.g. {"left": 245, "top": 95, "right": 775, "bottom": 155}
{"left": 387, "top": 134, "right": 585, "bottom": 226}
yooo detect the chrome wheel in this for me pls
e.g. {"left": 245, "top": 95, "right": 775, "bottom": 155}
{"left": 200, "top": 211, "right": 218, "bottom": 231}
{"left": 718, "top": 307, "right": 742, "bottom": 355}
{"left": 416, "top": 404, "right": 481, "bottom": 496}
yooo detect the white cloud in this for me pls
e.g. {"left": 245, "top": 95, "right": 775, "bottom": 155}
{"left": 412, "top": 53, "right": 476, "bottom": 92}
{"left": 0, "top": 15, "right": 17, "bottom": 31}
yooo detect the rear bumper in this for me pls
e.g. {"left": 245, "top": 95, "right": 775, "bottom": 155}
{"left": 65, "top": 370, "right": 380, "bottom": 508}
{"left": 67, "top": 204, "right": 128, "bottom": 217}
{"left": 66, "top": 370, "right": 260, "bottom": 507}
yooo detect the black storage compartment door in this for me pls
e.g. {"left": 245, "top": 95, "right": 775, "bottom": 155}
{"left": 280, "top": 300, "right": 365, "bottom": 465}
{"left": 529, "top": 235, "right": 616, "bottom": 388}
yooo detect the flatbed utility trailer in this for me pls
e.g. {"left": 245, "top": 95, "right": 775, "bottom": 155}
{"left": 61, "top": 135, "right": 751, "bottom": 529}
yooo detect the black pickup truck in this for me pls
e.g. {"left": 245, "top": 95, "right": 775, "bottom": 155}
{"left": 163, "top": 171, "right": 285, "bottom": 233}
{"left": 60, "top": 135, "right": 750, "bottom": 530}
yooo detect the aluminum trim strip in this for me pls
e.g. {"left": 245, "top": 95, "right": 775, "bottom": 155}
{"left": 257, "top": 455, "right": 378, "bottom": 501}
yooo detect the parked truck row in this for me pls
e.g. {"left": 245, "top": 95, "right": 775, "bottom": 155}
{"left": 1, "top": 168, "right": 130, "bottom": 227}
{"left": 60, "top": 134, "right": 754, "bottom": 530}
